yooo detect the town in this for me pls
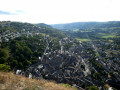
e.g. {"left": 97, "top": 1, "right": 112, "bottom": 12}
{"left": 24, "top": 36, "right": 120, "bottom": 89}
{"left": 0, "top": 21, "right": 120, "bottom": 89}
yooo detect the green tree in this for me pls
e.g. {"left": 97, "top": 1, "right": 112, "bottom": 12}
{"left": 89, "top": 86, "right": 98, "bottom": 90}
{"left": 0, "top": 49, "right": 7, "bottom": 58}
{"left": 23, "top": 46, "right": 32, "bottom": 59}
{"left": 93, "top": 72, "right": 101, "bottom": 79}
{"left": 23, "top": 60, "right": 31, "bottom": 68}
{"left": 11, "top": 60, "right": 18, "bottom": 69}
{"left": 18, "top": 62, "right": 23, "bottom": 69}
{"left": 0, "top": 57, "right": 6, "bottom": 64}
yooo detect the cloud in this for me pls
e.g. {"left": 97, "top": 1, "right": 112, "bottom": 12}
{"left": 16, "top": 10, "right": 25, "bottom": 13}
{"left": 0, "top": 10, "right": 17, "bottom": 15}
{"left": 0, "top": 0, "right": 120, "bottom": 24}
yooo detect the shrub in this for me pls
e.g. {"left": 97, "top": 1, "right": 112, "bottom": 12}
{"left": 0, "top": 64, "right": 11, "bottom": 72}
{"left": 89, "top": 86, "right": 98, "bottom": 90}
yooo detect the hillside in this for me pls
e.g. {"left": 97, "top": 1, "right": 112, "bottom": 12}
{"left": 51, "top": 21, "right": 120, "bottom": 30}
{"left": 0, "top": 21, "right": 65, "bottom": 39}
{"left": 51, "top": 21, "right": 120, "bottom": 41}
{"left": 0, "top": 71, "right": 77, "bottom": 90}
{"left": 0, "top": 21, "right": 66, "bottom": 71}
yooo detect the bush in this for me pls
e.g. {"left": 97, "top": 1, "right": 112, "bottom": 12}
{"left": 93, "top": 72, "right": 101, "bottom": 79}
{"left": 89, "top": 86, "right": 98, "bottom": 90}
{"left": 10, "top": 60, "right": 18, "bottom": 69}
{"left": 0, "top": 64, "right": 11, "bottom": 72}
{"left": 0, "top": 49, "right": 7, "bottom": 58}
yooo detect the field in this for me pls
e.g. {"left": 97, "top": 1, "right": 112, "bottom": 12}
{"left": 76, "top": 38, "right": 90, "bottom": 41}
{"left": 97, "top": 33, "right": 116, "bottom": 38}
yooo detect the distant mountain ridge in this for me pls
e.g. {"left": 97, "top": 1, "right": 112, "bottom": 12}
{"left": 51, "top": 21, "right": 120, "bottom": 30}
{"left": 36, "top": 23, "right": 52, "bottom": 28}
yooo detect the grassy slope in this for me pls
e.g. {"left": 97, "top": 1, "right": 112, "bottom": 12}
{"left": 97, "top": 33, "right": 116, "bottom": 38}
{"left": 76, "top": 38, "right": 89, "bottom": 41}
{"left": 75, "top": 32, "right": 116, "bottom": 42}
{"left": 0, "top": 72, "right": 77, "bottom": 90}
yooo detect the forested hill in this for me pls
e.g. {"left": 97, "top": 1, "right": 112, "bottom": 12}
{"left": 36, "top": 23, "right": 52, "bottom": 28}
{"left": 51, "top": 21, "right": 120, "bottom": 30}
{"left": 0, "top": 21, "right": 65, "bottom": 38}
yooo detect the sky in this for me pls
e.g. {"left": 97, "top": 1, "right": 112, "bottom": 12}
{"left": 0, "top": 0, "right": 120, "bottom": 24}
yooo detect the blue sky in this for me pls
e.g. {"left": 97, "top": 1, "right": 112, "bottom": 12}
{"left": 0, "top": 0, "right": 120, "bottom": 24}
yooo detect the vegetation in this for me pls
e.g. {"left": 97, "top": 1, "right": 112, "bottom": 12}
{"left": 51, "top": 21, "right": 120, "bottom": 41}
{"left": 0, "top": 35, "right": 46, "bottom": 70}
{"left": 51, "top": 21, "right": 120, "bottom": 30}
{"left": 88, "top": 86, "right": 98, "bottom": 90}
{"left": 0, "top": 21, "right": 66, "bottom": 38}
{"left": 0, "top": 21, "right": 66, "bottom": 71}
{"left": 76, "top": 38, "right": 89, "bottom": 41}
{"left": 0, "top": 71, "right": 77, "bottom": 90}
{"left": 0, "top": 64, "right": 10, "bottom": 72}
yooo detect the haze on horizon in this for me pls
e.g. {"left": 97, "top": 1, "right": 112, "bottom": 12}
{"left": 0, "top": 0, "right": 120, "bottom": 24}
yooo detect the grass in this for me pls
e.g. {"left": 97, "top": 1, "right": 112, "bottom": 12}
{"left": 60, "top": 83, "right": 77, "bottom": 90}
{"left": 97, "top": 33, "right": 115, "bottom": 38}
{"left": 73, "top": 29, "right": 79, "bottom": 32}
{"left": 76, "top": 38, "right": 89, "bottom": 41}
{"left": 0, "top": 71, "right": 77, "bottom": 90}
{"left": 76, "top": 33, "right": 116, "bottom": 42}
